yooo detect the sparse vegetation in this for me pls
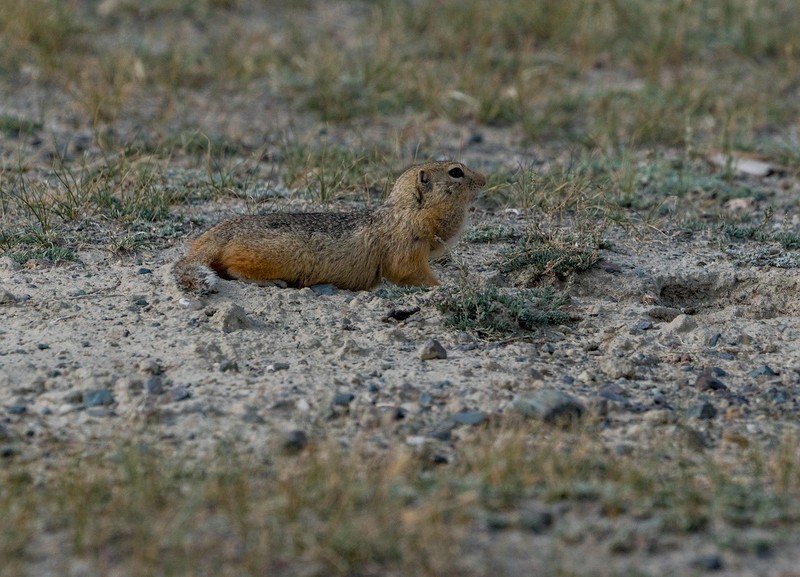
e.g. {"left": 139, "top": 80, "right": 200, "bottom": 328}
{"left": 2, "top": 425, "right": 799, "bottom": 576}
{"left": 435, "top": 283, "right": 570, "bottom": 337}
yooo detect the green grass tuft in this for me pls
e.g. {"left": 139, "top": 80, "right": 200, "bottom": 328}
{"left": 435, "top": 283, "right": 570, "bottom": 338}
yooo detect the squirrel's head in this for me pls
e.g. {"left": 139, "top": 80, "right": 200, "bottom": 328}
{"left": 388, "top": 161, "right": 485, "bottom": 210}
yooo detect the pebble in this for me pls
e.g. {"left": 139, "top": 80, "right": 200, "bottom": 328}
{"left": 0, "top": 289, "right": 15, "bottom": 305}
{"left": 687, "top": 401, "right": 717, "bottom": 420}
{"left": 138, "top": 360, "right": 163, "bottom": 375}
{"left": 694, "top": 369, "right": 727, "bottom": 391}
{"left": 310, "top": 283, "right": 336, "bottom": 296}
{"left": 419, "top": 339, "right": 447, "bottom": 361}
{"left": 6, "top": 404, "right": 27, "bottom": 415}
{"left": 600, "top": 357, "right": 636, "bottom": 380}
{"left": 333, "top": 392, "right": 355, "bottom": 406}
{"left": 643, "top": 409, "right": 675, "bottom": 425}
{"left": 37, "top": 343, "right": 50, "bottom": 350}
{"left": 750, "top": 364, "right": 778, "bottom": 378}
{"left": 419, "top": 391, "right": 433, "bottom": 408}
{"left": 1, "top": 445, "right": 19, "bottom": 458}
{"left": 137, "top": 267, "right": 152, "bottom": 274}
{"left": 131, "top": 295, "right": 148, "bottom": 307}
{"left": 599, "top": 384, "right": 627, "bottom": 403}
{"left": 83, "top": 388, "right": 114, "bottom": 407}
{"left": 664, "top": 314, "right": 697, "bottom": 333}
{"left": 143, "top": 375, "right": 164, "bottom": 394}
{"left": 162, "top": 386, "right": 190, "bottom": 403}
{"left": 267, "top": 362, "right": 290, "bottom": 372}
{"left": 512, "top": 389, "right": 585, "bottom": 424}
{"left": 647, "top": 306, "right": 682, "bottom": 321}
{"left": 281, "top": 429, "right": 308, "bottom": 454}
{"left": 405, "top": 435, "right": 426, "bottom": 447}
{"left": 213, "top": 303, "right": 252, "bottom": 332}
{"left": 633, "top": 319, "right": 653, "bottom": 331}
{"left": 691, "top": 554, "right": 723, "bottom": 571}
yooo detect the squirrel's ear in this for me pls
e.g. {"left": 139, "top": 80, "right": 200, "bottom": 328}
{"left": 415, "top": 169, "right": 430, "bottom": 205}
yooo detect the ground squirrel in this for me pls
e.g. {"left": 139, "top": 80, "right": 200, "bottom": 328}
{"left": 174, "top": 160, "right": 485, "bottom": 293}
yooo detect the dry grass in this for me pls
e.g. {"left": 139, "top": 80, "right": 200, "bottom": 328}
{"left": 2, "top": 423, "right": 800, "bottom": 576}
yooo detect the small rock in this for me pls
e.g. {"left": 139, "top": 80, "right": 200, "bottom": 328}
{"left": 0, "top": 289, "right": 15, "bottom": 305}
{"left": 599, "top": 384, "right": 627, "bottom": 403}
{"left": 427, "top": 421, "right": 455, "bottom": 440}
{"left": 419, "top": 339, "right": 447, "bottom": 361}
{"left": 665, "top": 314, "right": 697, "bottom": 333}
{"left": 86, "top": 407, "right": 114, "bottom": 417}
{"left": 179, "top": 297, "right": 204, "bottom": 310}
{"left": 694, "top": 369, "right": 728, "bottom": 391}
{"left": 162, "top": 386, "right": 190, "bottom": 403}
{"left": 691, "top": 554, "right": 723, "bottom": 571}
{"left": 138, "top": 360, "right": 163, "bottom": 375}
{"left": 643, "top": 409, "right": 676, "bottom": 425}
{"left": 405, "top": 435, "right": 426, "bottom": 447}
{"left": 600, "top": 357, "right": 636, "bottom": 380}
{"left": 267, "top": 362, "right": 290, "bottom": 372}
{"left": 137, "top": 267, "right": 152, "bottom": 274}
{"left": 282, "top": 429, "right": 308, "bottom": 454}
{"left": 419, "top": 391, "right": 433, "bottom": 408}
{"left": 37, "top": 343, "right": 50, "bottom": 350}
{"left": 310, "top": 283, "right": 336, "bottom": 296}
{"left": 144, "top": 376, "right": 164, "bottom": 395}
{"left": 687, "top": 401, "right": 717, "bottom": 420}
{"left": 450, "top": 410, "right": 487, "bottom": 426}
{"left": 708, "top": 333, "right": 722, "bottom": 347}
{"left": 512, "top": 389, "right": 585, "bottom": 424}
{"left": 296, "top": 398, "right": 311, "bottom": 412}
{"left": 83, "top": 388, "right": 114, "bottom": 407}
{"left": 333, "top": 392, "right": 355, "bottom": 406}
{"left": 213, "top": 303, "right": 252, "bottom": 333}
{"left": 633, "top": 319, "right": 653, "bottom": 331}
{"left": 6, "top": 404, "right": 26, "bottom": 415}
{"left": 219, "top": 359, "right": 238, "bottom": 372}
{"left": 647, "top": 306, "right": 682, "bottom": 322}
{"left": 1, "top": 445, "right": 19, "bottom": 458}
{"left": 750, "top": 364, "right": 778, "bottom": 378}
{"left": 131, "top": 295, "right": 148, "bottom": 307}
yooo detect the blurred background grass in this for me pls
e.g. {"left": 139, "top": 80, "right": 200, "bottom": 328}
{"left": 1, "top": 0, "right": 798, "bottom": 152}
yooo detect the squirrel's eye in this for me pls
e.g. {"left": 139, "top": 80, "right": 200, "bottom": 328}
{"left": 448, "top": 167, "right": 464, "bottom": 178}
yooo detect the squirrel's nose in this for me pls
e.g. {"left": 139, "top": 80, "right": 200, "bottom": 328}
{"left": 475, "top": 172, "right": 486, "bottom": 187}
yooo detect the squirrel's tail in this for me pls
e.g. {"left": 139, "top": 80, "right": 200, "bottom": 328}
{"left": 173, "top": 254, "right": 219, "bottom": 295}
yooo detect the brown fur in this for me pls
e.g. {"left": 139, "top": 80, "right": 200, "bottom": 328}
{"left": 174, "top": 161, "right": 485, "bottom": 293}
